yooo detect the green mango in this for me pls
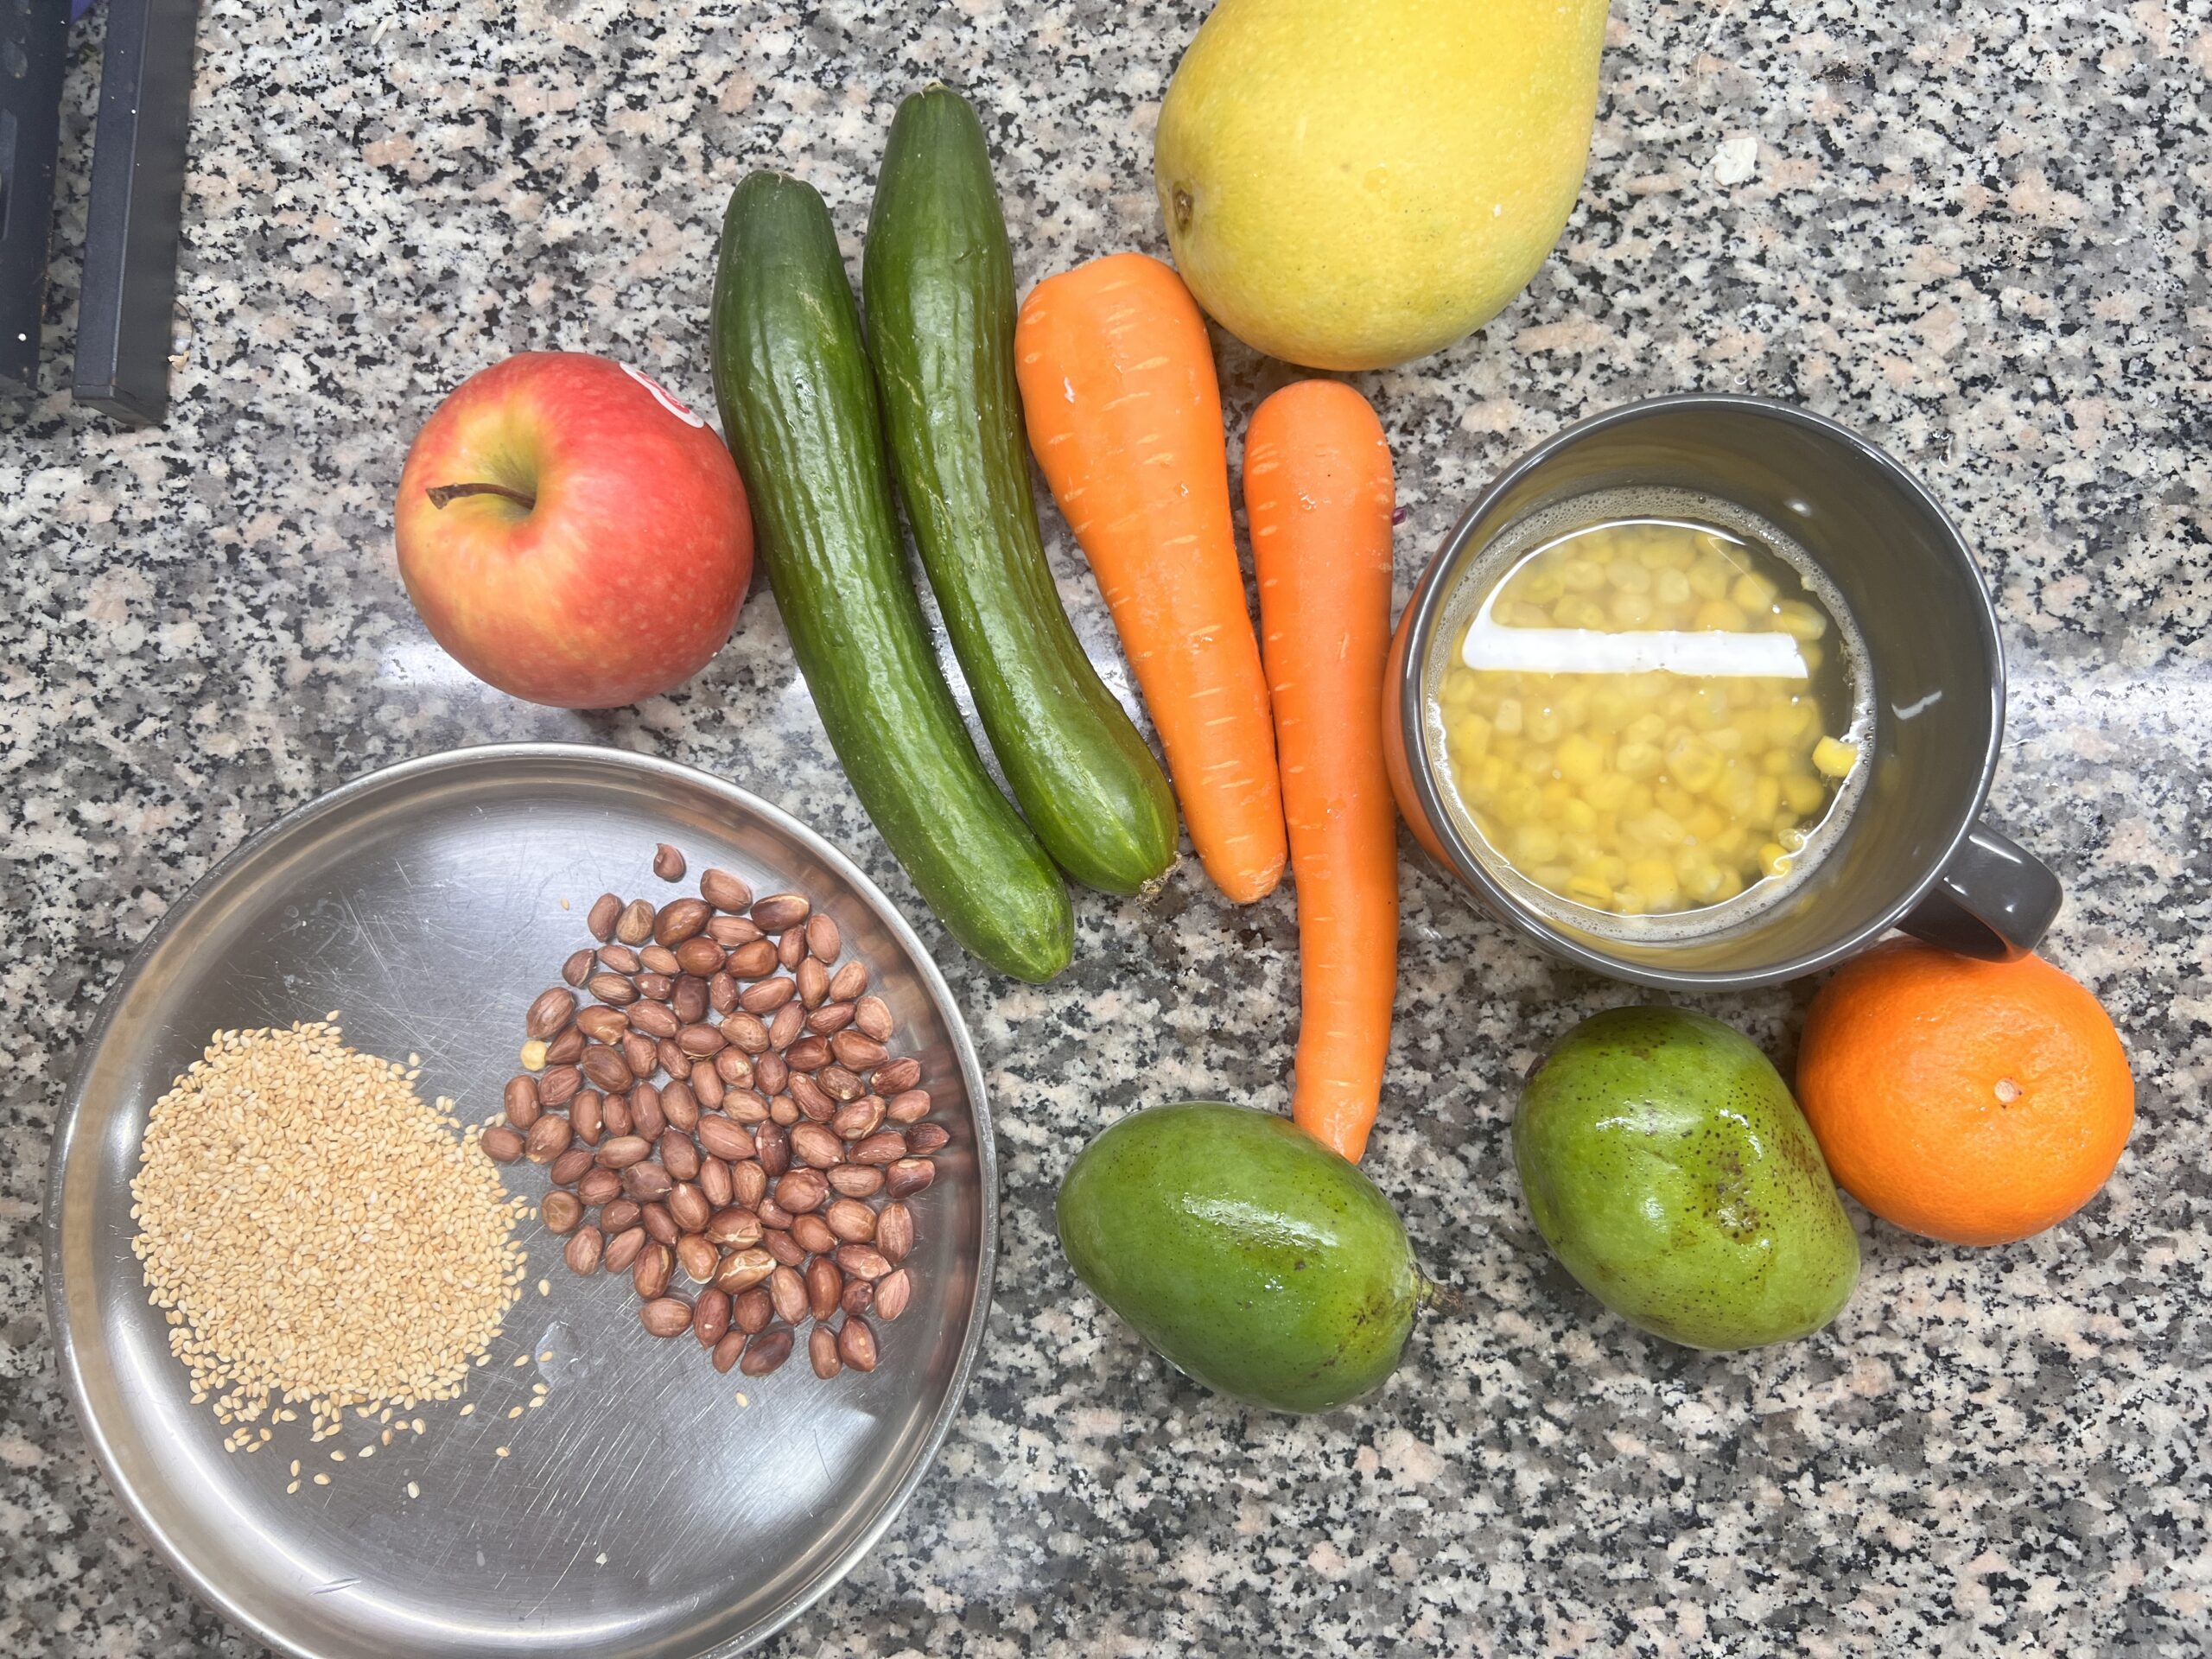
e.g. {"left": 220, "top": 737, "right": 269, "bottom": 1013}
{"left": 1514, "top": 1007, "right": 1859, "bottom": 1351}
{"left": 1057, "top": 1102, "right": 1421, "bottom": 1413}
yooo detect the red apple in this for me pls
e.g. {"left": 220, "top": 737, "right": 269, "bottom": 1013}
{"left": 395, "top": 352, "right": 753, "bottom": 708}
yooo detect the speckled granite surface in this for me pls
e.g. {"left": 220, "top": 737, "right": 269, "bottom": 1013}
{"left": 6, "top": 0, "right": 2209, "bottom": 1654}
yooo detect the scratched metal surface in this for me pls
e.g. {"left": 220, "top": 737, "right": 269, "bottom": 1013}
{"left": 43, "top": 746, "right": 996, "bottom": 1659}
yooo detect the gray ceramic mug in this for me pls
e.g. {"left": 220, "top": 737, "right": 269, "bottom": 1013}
{"left": 1382, "top": 394, "right": 2062, "bottom": 990}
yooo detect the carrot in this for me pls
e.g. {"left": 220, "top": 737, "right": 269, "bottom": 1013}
{"left": 1014, "top": 253, "right": 1287, "bottom": 904}
{"left": 1245, "top": 380, "right": 1399, "bottom": 1162}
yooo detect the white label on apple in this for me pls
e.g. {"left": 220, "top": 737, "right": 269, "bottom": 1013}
{"left": 620, "top": 363, "right": 708, "bottom": 429}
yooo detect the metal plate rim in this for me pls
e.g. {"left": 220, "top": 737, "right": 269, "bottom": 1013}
{"left": 42, "top": 740, "right": 1001, "bottom": 1659}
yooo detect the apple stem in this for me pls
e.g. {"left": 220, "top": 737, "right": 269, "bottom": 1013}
{"left": 425, "top": 481, "right": 536, "bottom": 512}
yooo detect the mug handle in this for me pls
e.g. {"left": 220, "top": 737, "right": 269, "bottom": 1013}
{"left": 1899, "top": 820, "right": 2063, "bottom": 961}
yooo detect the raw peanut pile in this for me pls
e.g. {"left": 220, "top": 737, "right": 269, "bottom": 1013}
{"left": 485, "top": 846, "right": 945, "bottom": 1381}
{"left": 132, "top": 1019, "right": 531, "bottom": 1453}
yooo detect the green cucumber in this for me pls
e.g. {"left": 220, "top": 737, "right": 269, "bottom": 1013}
{"left": 709, "top": 171, "right": 1072, "bottom": 982}
{"left": 862, "top": 86, "right": 1179, "bottom": 895}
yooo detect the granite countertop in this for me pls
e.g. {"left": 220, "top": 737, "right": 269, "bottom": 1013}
{"left": 6, "top": 1, "right": 2209, "bottom": 1654}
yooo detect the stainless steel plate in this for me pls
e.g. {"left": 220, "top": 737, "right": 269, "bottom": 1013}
{"left": 46, "top": 744, "right": 997, "bottom": 1659}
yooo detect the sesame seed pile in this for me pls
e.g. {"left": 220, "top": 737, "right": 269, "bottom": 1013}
{"left": 130, "top": 1017, "right": 531, "bottom": 1452}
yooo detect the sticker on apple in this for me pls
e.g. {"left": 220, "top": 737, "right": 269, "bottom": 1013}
{"left": 620, "top": 363, "right": 708, "bottom": 429}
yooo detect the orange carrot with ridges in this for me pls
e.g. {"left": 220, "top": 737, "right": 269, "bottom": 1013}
{"left": 1245, "top": 380, "right": 1399, "bottom": 1162}
{"left": 1014, "top": 253, "right": 1287, "bottom": 904}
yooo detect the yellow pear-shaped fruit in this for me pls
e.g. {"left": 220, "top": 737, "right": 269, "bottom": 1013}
{"left": 1155, "top": 0, "right": 1608, "bottom": 372}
